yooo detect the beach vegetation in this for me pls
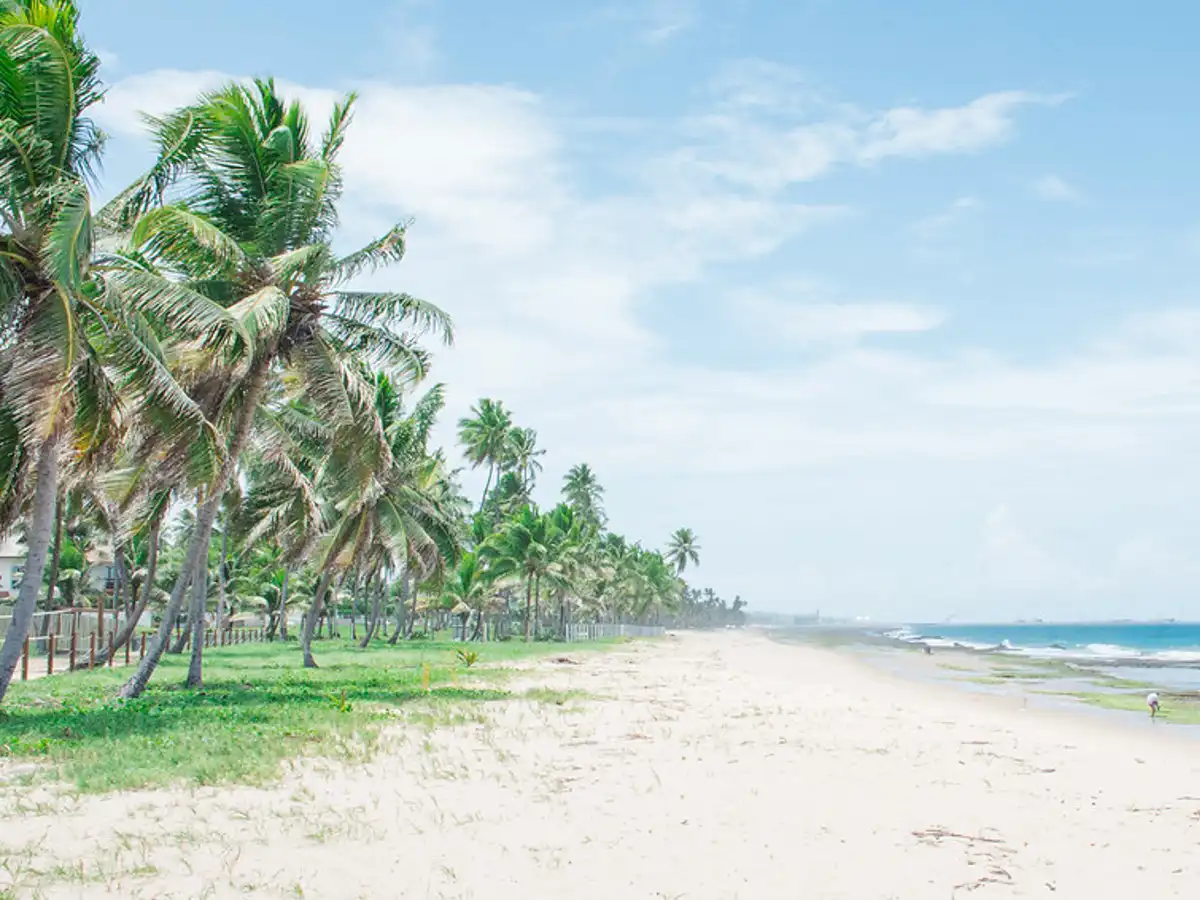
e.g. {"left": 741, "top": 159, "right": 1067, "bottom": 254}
{"left": 0, "top": 2, "right": 739, "bottom": 765}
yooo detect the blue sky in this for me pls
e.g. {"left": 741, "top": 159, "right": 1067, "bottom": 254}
{"left": 79, "top": 1, "right": 1200, "bottom": 622}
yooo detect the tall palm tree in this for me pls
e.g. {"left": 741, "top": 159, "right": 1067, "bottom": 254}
{"left": 113, "top": 79, "right": 452, "bottom": 696}
{"left": 0, "top": 2, "right": 230, "bottom": 703}
{"left": 457, "top": 398, "right": 512, "bottom": 512}
{"left": 665, "top": 527, "right": 700, "bottom": 574}
{"left": 562, "top": 463, "right": 605, "bottom": 526}
{"left": 505, "top": 426, "right": 544, "bottom": 490}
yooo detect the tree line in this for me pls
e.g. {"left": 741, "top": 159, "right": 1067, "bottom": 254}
{"left": 0, "top": 1, "right": 740, "bottom": 706}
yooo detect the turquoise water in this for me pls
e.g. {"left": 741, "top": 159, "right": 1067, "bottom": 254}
{"left": 895, "top": 622, "right": 1200, "bottom": 661}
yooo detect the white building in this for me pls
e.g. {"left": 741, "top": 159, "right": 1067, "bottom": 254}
{"left": 0, "top": 534, "right": 116, "bottom": 605}
{"left": 0, "top": 534, "right": 25, "bottom": 603}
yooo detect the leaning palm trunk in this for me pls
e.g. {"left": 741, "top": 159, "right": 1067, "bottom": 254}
{"left": 91, "top": 515, "right": 162, "bottom": 667}
{"left": 0, "top": 433, "right": 61, "bottom": 703}
{"left": 120, "top": 360, "right": 271, "bottom": 699}
{"left": 301, "top": 568, "right": 336, "bottom": 668}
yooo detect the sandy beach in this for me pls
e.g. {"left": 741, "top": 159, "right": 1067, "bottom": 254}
{"left": 2, "top": 630, "right": 1198, "bottom": 898}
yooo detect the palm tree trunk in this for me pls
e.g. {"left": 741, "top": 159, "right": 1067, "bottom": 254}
{"left": 388, "top": 569, "right": 407, "bottom": 645}
{"left": 185, "top": 535, "right": 211, "bottom": 688}
{"left": 478, "top": 464, "right": 494, "bottom": 513}
{"left": 360, "top": 575, "right": 383, "bottom": 648}
{"left": 32, "top": 490, "right": 66, "bottom": 648}
{"left": 407, "top": 571, "right": 419, "bottom": 638}
{"left": 120, "top": 356, "right": 272, "bottom": 700}
{"left": 215, "top": 513, "right": 229, "bottom": 633}
{"left": 0, "top": 431, "right": 61, "bottom": 704}
{"left": 533, "top": 574, "right": 541, "bottom": 640}
{"left": 278, "top": 568, "right": 289, "bottom": 641}
{"left": 301, "top": 567, "right": 336, "bottom": 668}
{"left": 43, "top": 490, "right": 65, "bottom": 611}
{"left": 94, "top": 513, "right": 162, "bottom": 665}
{"left": 523, "top": 578, "right": 533, "bottom": 642}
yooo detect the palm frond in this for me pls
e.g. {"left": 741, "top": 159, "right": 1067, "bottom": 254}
{"left": 330, "top": 223, "right": 408, "bottom": 284}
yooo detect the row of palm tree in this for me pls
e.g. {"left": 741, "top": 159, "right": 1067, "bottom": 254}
{"left": 0, "top": 1, "right": 737, "bottom": 707}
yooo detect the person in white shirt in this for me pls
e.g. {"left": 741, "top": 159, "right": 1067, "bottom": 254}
{"left": 1147, "top": 692, "right": 1160, "bottom": 719}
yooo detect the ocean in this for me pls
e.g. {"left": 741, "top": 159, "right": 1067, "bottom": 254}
{"left": 887, "top": 621, "right": 1200, "bottom": 689}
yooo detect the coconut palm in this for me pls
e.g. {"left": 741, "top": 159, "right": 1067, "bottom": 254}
{"left": 505, "top": 426, "right": 544, "bottom": 490}
{"left": 440, "top": 551, "right": 491, "bottom": 640}
{"left": 110, "top": 78, "right": 451, "bottom": 695}
{"left": 457, "top": 399, "right": 512, "bottom": 512}
{"left": 0, "top": 2, "right": 232, "bottom": 703}
{"left": 298, "top": 376, "right": 460, "bottom": 667}
{"left": 665, "top": 527, "right": 700, "bottom": 574}
{"left": 480, "top": 504, "right": 548, "bottom": 641}
{"left": 562, "top": 463, "right": 605, "bottom": 526}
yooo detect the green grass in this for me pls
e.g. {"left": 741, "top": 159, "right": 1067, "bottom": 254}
{"left": 0, "top": 638, "right": 611, "bottom": 793}
{"left": 1050, "top": 690, "right": 1200, "bottom": 724}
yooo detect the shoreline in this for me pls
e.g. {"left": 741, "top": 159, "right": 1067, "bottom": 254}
{"left": 768, "top": 625, "right": 1200, "bottom": 730}
{"left": 3, "top": 630, "right": 1198, "bottom": 897}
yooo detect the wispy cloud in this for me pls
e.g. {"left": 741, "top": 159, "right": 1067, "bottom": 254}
{"left": 1033, "top": 173, "right": 1081, "bottom": 202}
{"left": 638, "top": 0, "right": 698, "bottom": 44}
{"left": 666, "top": 63, "right": 1065, "bottom": 192}
{"left": 737, "top": 282, "right": 946, "bottom": 346}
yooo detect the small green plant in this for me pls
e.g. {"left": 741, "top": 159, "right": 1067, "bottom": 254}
{"left": 455, "top": 649, "right": 480, "bottom": 668}
{"left": 325, "top": 690, "right": 353, "bottom": 713}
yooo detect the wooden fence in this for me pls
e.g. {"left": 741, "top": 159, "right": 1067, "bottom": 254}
{"left": 3, "top": 609, "right": 268, "bottom": 681}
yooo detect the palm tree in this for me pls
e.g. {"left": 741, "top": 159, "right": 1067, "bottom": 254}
{"left": 480, "top": 504, "right": 547, "bottom": 641}
{"left": 110, "top": 79, "right": 451, "bottom": 695}
{"left": 457, "top": 399, "right": 512, "bottom": 512}
{"left": 562, "top": 463, "right": 605, "bottom": 526}
{"left": 665, "top": 527, "right": 700, "bottom": 574}
{"left": 298, "top": 376, "right": 460, "bottom": 667}
{"left": 0, "top": 2, "right": 229, "bottom": 703}
{"left": 441, "top": 551, "right": 491, "bottom": 640}
{"left": 505, "top": 426, "right": 544, "bottom": 490}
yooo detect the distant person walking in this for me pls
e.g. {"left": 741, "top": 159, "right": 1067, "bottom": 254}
{"left": 1147, "top": 692, "right": 1160, "bottom": 719}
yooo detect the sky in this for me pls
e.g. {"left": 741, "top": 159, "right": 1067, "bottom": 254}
{"left": 76, "top": 0, "right": 1200, "bottom": 623}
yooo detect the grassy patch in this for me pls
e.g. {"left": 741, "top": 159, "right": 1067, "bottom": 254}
{"left": 1052, "top": 690, "right": 1200, "bottom": 724}
{"left": 0, "top": 638, "right": 606, "bottom": 793}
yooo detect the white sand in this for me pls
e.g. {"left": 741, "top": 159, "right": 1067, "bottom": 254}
{"left": 2, "top": 631, "right": 1198, "bottom": 898}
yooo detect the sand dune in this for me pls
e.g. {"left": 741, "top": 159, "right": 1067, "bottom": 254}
{"left": 2, "top": 631, "right": 1197, "bottom": 898}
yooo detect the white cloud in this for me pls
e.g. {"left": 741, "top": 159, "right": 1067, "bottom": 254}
{"left": 737, "top": 283, "right": 946, "bottom": 346}
{"left": 668, "top": 65, "right": 1064, "bottom": 192}
{"left": 98, "top": 69, "right": 233, "bottom": 134}
{"left": 1034, "top": 174, "right": 1080, "bottom": 202}
{"left": 607, "top": 0, "right": 698, "bottom": 44}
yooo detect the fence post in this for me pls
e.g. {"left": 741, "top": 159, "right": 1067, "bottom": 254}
{"left": 89, "top": 633, "right": 96, "bottom": 669}
{"left": 139, "top": 633, "right": 147, "bottom": 659}
{"left": 107, "top": 633, "right": 115, "bottom": 667}
{"left": 47, "top": 633, "right": 56, "bottom": 675}
{"left": 124, "top": 634, "right": 131, "bottom": 665}
{"left": 20, "top": 636, "right": 29, "bottom": 681}
{"left": 69, "top": 630, "right": 77, "bottom": 669}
